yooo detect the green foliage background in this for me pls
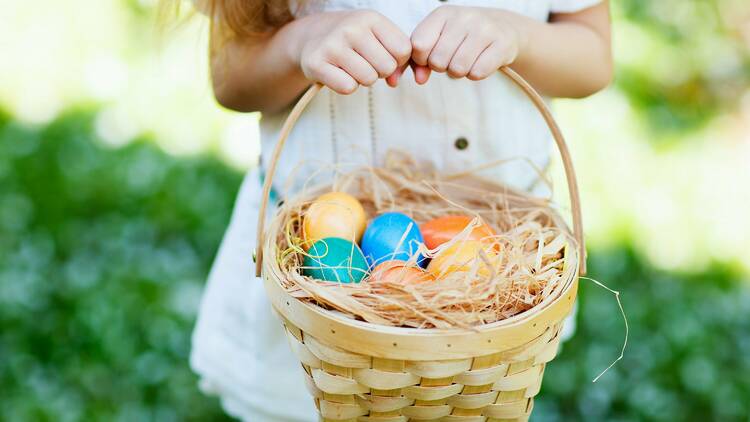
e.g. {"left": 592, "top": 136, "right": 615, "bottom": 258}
{"left": 1, "top": 0, "right": 750, "bottom": 421}
{"left": 0, "top": 110, "right": 238, "bottom": 421}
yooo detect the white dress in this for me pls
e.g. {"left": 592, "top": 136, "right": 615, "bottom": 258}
{"left": 191, "top": 1, "right": 600, "bottom": 420}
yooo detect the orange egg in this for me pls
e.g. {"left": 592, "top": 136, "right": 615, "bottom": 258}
{"left": 371, "top": 261, "right": 435, "bottom": 284}
{"left": 420, "top": 215, "right": 496, "bottom": 250}
{"left": 303, "top": 192, "right": 367, "bottom": 247}
{"left": 427, "top": 240, "right": 498, "bottom": 278}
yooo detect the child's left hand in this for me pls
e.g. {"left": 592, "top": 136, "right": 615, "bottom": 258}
{"left": 409, "top": 6, "right": 526, "bottom": 83}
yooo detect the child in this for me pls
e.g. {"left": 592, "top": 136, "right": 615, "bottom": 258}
{"left": 185, "top": 0, "right": 611, "bottom": 420}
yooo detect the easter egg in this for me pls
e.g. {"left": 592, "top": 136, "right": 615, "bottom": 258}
{"left": 303, "top": 192, "right": 367, "bottom": 247}
{"left": 303, "top": 237, "right": 368, "bottom": 283}
{"left": 427, "top": 240, "right": 498, "bottom": 278}
{"left": 420, "top": 215, "right": 496, "bottom": 250}
{"left": 361, "top": 212, "right": 426, "bottom": 268}
{"left": 371, "top": 261, "right": 435, "bottom": 284}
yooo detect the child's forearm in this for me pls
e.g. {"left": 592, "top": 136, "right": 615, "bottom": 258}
{"left": 209, "top": 19, "right": 312, "bottom": 113}
{"left": 511, "top": 4, "right": 612, "bottom": 98}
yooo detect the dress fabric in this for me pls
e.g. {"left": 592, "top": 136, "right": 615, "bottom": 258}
{"left": 191, "top": 1, "right": 600, "bottom": 420}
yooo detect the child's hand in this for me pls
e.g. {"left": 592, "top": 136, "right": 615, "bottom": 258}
{"left": 410, "top": 6, "right": 526, "bottom": 82}
{"left": 294, "top": 11, "right": 412, "bottom": 94}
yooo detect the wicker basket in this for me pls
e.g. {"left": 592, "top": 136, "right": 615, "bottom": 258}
{"left": 254, "top": 68, "right": 585, "bottom": 422}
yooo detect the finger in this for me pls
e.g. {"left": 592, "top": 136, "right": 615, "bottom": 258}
{"left": 411, "top": 12, "right": 446, "bottom": 66}
{"left": 412, "top": 63, "right": 431, "bottom": 85}
{"left": 448, "top": 33, "right": 491, "bottom": 78}
{"left": 427, "top": 26, "right": 468, "bottom": 73}
{"left": 332, "top": 49, "right": 379, "bottom": 86}
{"left": 468, "top": 42, "right": 512, "bottom": 81}
{"left": 371, "top": 19, "right": 412, "bottom": 66}
{"left": 385, "top": 62, "right": 408, "bottom": 87}
{"left": 353, "top": 32, "right": 398, "bottom": 78}
{"left": 314, "top": 63, "right": 359, "bottom": 94}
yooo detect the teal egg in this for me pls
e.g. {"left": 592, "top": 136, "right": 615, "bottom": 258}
{"left": 303, "top": 237, "right": 368, "bottom": 283}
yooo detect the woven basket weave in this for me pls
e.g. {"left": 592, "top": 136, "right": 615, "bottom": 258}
{"left": 254, "top": 68, "right": 585, "bottom": 421}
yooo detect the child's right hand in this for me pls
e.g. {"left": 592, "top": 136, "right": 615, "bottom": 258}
{"left": 292, "top": 11, "right": 412, "bottom": 94}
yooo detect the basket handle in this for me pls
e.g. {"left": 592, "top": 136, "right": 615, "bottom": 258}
{"left": 255, "top": 67, "right": 586, "bottom": 277}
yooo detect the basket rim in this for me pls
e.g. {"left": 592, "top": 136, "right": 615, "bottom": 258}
{"left": 263, "top": 261, "right": 578, "bottom": 360}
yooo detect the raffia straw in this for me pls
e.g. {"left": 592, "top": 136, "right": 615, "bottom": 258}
{"left": 271, "top": 152, "right": 578, "bottom": 329}
{"left": 581, "top": 276, "right": 629, "bottom": 383}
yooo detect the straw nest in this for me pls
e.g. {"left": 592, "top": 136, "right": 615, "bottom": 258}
{"left": 269, "top": 154, "right": 578, "bottom": 330}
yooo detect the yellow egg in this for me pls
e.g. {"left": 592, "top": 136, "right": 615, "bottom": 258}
{"left": 303, "top": 192, "right": 367, "bottom": 246}
{"left": 427, "top": 240, "right": 499, "bottom": 278}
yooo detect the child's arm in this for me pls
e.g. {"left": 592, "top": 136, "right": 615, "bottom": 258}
{"left": 210, "top": 11, "right": 411, "bottom": 113}
{"left": 409, "top": 2, "right": 612, "bottom": 98}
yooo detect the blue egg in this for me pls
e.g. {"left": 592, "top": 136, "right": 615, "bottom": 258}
{"left": 361, "top": 212, "right": 426, "bottom": 268}
{"left": 303, "top": 237, "right": 368, "bottom": 283}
